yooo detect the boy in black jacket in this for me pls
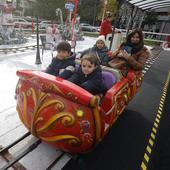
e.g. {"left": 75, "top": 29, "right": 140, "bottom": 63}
{"left": 68, "top": 53, "right": 107, "bottom": 95}
{"left": 45, "top": 41, "right": 75, "bottom": 79}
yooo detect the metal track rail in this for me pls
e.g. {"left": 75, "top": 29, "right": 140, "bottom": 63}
{"left": 0, "top": 132, "right": 31, "bottom": 155}
{"left": 1, "top": 140, "right": 41, "bottom": 170}
{"left": 0, "top": 132, "right": 41, "bottom": 170}
{"left": 46, "top": 152, "right": 65, "bottom": 170}
{"left": 0, "top": 45, "right": 42, "bottom": 54}
{"left": 0, "top": 130, "right": 70, "bottom": 170}
{"left": 142, "top": 47, "right": 163, "bottom": 76}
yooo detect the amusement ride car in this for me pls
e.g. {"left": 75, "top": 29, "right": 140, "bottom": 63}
{"left": 15, "top": 65, "right": 142, "bottom": 154}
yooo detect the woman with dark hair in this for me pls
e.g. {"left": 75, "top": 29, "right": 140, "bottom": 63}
{"left": 108, "top": 28, "right": 150, "bottom": 76}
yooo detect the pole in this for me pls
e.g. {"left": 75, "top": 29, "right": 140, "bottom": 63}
{"left": 102, "top": 0, "right": 107, "bottom": 22}
{"left": 32, "top": 16, "right": 35, "bottom": 33}
{"left": 138, "top": 11, "right": 145, "bottom": 28}
{"left": 35, "top": 16, "right": 41, "bottom": 65}
{"left": 109, "top": 19, "right": 118, "bottom": 50}
{"left": 71, "top": 0, "right": 78, "bottom": 39}
{"left": 71, "top": 0, "right": 78, "bottom": 51}
{"left": 93, "top": 2, "right": 97, "bottom": 26}
{"left": 109, "top": 0, "right": 122, "bottom": 50}
{"left": 126, "top": 6, "right": 137, "bottom": 36}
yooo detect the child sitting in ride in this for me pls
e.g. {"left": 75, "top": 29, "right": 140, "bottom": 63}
{"left": 79, "top": 35, "right": 110, "bottom": 66}
{"left": 162, "top": 35, "right": 170, "bottom": 48}
{"left": 45, "top": 41, "right": 75, "bottom": 79}
{"left": 108, "top": 28, "right": 150, "bottom": 76}
{"left": 68, "top": 53, "right": 107, "bottom": 95}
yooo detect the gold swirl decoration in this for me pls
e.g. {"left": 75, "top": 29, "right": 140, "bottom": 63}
{"left": 17, "top": 86, "right": 82, "bottom": 148}
{"left": 26, "top": 88, "right": 37, "bottom": 106}
{"left": 66, "top": 92, "right": 79, "bottom": 101}
{"left": 67, "top": 92, "right": 73, "bottom": 98}
{"left": 31, "top": 92, "right": 65, "bottom": 136}
{"left": 28, "top": 77, "right": 43, "bottom": 87}
{"left": 105, "top": 83, "right": 129, "bottom": 119}
{"left": 40, "top": 135, "right": 81, "bottom": 147}
{"left": 104, "top": 94, "right": 118, "bottom": 116}
{"left": 136, "top": 76, "right": 143, "bottom": 88}
{"left": 17, "top": 92, "right": 30, "bottom": 129}
{"left": 127, "top": 88, "right": 132, "bottom": 100}
{"left": 43, "top": 83, "right": 64, "bottom": 96}
{"left": 102, "top": 80, "right": 136, "bottom": 127}
{"left": 124, "top": 94, "right": 128, "bottom": 103}
{"left": 115, "top": 89, "right": 128, "bottom": 115}
{"left": 88, "top": 96, "right": 102, "bottom": 145}
{"left": 131, "top": 76, "right": 137, "bottom": 96}
{"left": 93, "top": 106, "right": 102, "bottom": 144}
{"left": 90, "top": 96, "right": 99, "bottom": 107}
{"left": 24, "top": 76, "right": 64, "bottom": 96}
{"left": 16, "top": 105, "right": 25, "bottom": 125}
{"left": 36, "top": 112, "right": 75, "bottom": 133}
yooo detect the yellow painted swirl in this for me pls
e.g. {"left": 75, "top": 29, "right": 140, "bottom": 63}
{"left": 40, "top": 135, "right": 81, "bottom": 147}
{"left": 37, "top": 112, "right": 75, "bottom": 133}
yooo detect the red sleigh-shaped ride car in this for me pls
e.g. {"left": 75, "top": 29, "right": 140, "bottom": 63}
{"left": 15, "top": 67, "right": 142, "bottom": 154}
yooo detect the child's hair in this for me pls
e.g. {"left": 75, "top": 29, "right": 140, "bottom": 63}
{"left": 81, "top": 53, "right": 99, "bottom": 66}
{"left": 55, "top": 41, "right": 71, "bottom": 53}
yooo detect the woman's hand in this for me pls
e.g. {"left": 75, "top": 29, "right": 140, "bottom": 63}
{"left": 107, "top": 49, "right": 119, "bottom": 58}
{"left": 118, "top": 50, "right": 131, "bottom": 60}
{"left": 107, "top": 51, "right": 113, "bottom": 58}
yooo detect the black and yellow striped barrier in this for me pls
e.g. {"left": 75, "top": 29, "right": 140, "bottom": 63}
{"left": 141, "top": 71, "right": 170, "bottom": 170}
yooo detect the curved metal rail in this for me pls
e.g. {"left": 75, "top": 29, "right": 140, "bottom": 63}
{"left": 0, "top": 45, "right": 42, "bottom": 54}
{"left": 0, "top": 130, "right": 69, "bottom": 170}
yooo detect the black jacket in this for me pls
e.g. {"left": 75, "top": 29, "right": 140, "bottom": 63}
{"left": 68, "top": 66, "right": 107, "bottom": 95}
{"left": 45, "top": 53, "right": 75, "bottom": 79}
{"left": 80, "top": 45, "right": 109, "bottom": 66}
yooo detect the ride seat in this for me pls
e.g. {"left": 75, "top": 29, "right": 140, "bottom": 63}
{"left": 101, "top": 65, "right": 123, "bottom": 81}
{"left": 102, "top": 71, "right": 117, "bottom": 90}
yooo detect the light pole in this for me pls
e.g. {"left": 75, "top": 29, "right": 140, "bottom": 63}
{"left": 56, "top": 8, "right": 64, "bottom": 30}
{"left": 93, "top": 1, "right": 97, "bottom": 26}
{"left": 35, "top": 16, "right": 41, "bottom": 65}
{"left": 102, "top": 0, "right": 107, "bottom": 22}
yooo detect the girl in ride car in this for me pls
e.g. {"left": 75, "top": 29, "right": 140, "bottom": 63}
{"left": 79, "top": 35, "right": 110, "bottom": 66}
{"left": 68, "top": 53, "right": 107, "bottom": 95}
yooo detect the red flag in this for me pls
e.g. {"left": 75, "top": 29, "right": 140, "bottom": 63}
{"left": 32, "top": 17, "right": 35, "bottom": 33}
{"left": 71, "top": 0, "right": 78, "bottom": 41}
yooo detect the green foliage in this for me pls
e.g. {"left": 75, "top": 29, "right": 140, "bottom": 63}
{"left": 98, "top": 0, "right": 118, "bottom": 20}
{"left": 78, "top": 0, "right": 101, "bottom": 24}
{"left": 28, "top": 0, "right": 103, "bottom": 24}
{"left": 32, "top": 0, "right": 65, "bottom": 20}
{"left": 144, "top": 39, "right": 160, "bottom": 46}
{"left": 106, "top": 0, "right": 118, "bottom": 18}
{"left": 16, "top": 0, "right": 118, "bottom": 24}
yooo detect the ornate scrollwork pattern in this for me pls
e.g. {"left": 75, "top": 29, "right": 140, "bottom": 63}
{"left": 42, "top": 83, "right": 64, "bottom": 96}
{"left": 16, "top": 85, "right": 82, "bottom": 148}
{"left": 66, "top": 92, "right": 79, "bottom": 101}
{"left": 40, "top": 135, "right": 81, "bottom": 147}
